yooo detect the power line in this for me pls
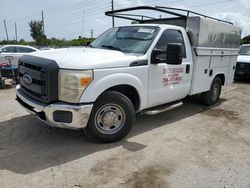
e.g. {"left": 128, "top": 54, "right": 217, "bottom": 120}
{"left": 45, "top": 13, "right": 109, "bottom": 26}
{"left": 44, "top": 0, "right": 102, "bottom": 13}
{"left": 4, "top": 12, "right": 41, "bottom": 22}
{"left": 45, "top": 14, "right": 108, "bottom": 27}
{"left": 3, "top": 0, "right": 105, "bottom": 23}
{"left": 45, "top": 5, "right": 110, "bottom": 21}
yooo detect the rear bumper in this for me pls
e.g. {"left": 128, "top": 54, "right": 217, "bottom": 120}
{"left": 16, "top": 85, "right": 93, "bottom": 129}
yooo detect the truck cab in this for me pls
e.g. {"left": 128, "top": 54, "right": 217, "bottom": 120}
{"left": 16, "top": 6, "right": 241, "bottom": 142}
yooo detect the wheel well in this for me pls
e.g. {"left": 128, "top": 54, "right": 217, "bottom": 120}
{"left": 106, "top": 85, "right": 140, "bottom": 112}
{"left": 216, "top": 74, "right": 225, "bottom": 85}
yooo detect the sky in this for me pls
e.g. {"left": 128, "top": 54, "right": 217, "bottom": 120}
{"left": 0, "top": 0, "right": 250, "bottom": 41}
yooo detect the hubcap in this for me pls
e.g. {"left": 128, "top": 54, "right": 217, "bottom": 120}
{"left": 95, "top": 104, "right": 126, "bottom": 134}
{"left": 102, "top": 111, "right": 119, "bottom": 127}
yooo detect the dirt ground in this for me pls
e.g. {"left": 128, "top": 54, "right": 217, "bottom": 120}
{"left": 0, "top": 82, "right": 250, "bottom": 188}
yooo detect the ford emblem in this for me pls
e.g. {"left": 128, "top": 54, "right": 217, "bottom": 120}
{"left": 240, "top": 63, "right": 245, "bottom": 68}
{"left": 23, "top": 74, "right": 33, "bottom": 85}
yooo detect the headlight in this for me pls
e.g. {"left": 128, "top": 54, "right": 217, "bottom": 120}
{"left": 59, "top": 69, "right": 93, "bottom": 103}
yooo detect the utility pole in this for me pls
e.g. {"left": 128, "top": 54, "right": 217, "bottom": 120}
{"left": 91, "top": 29, "right": 93, "bottom": 38}
{"left": 42, "top": 11, "right": 45, "bottom": 35}
{"left": 3, "top": 20, "right": 9, "bottom": 41}
{"left": 15, "top": 23, "right": 17, "bottom": 42}
{"left": 111, "top": 0, "right": 114, "bottom": 27}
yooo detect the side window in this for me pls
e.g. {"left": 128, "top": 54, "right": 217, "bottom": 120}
{"left": 2, "top": 46, "right": 16, "bottom": 53}
{"left": 155, "top": 29, "right": 186, "bottom": 58}
{"left": 17, "top": 47, "right": 35, "bottom": 53}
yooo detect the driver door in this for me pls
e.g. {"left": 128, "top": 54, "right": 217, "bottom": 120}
{"left": 147, "top": 29, "right": 192, "bottom": 108}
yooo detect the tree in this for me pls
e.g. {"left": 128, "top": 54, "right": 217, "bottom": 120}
{"left": 29, "top": 20, "right": 47, "bottom": 46}
{"left": 19, "top": 39, "right": 26, "bottom": 45}
{"left": 241, "top": 35, "right": 250, "bottom": 44}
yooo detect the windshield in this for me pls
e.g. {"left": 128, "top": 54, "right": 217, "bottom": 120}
{"left": 91, "top": 26, "right": 160, "bottom": 54}
{"left": 239, "top": 46, "right": 250, "bottom": 56}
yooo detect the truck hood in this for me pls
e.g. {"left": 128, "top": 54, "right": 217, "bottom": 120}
{"left": 237, "top": 55, "right": 250, "bottom": 63}
{"left": 29, "top": 47, "right": 139, "bottom": 69}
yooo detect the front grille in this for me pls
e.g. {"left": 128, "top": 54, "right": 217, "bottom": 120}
{"left": 18, "top": 55, "right": 59, "bottom": 104}
{"left": 236, "top": 62, "right": 250, "bottom": 69}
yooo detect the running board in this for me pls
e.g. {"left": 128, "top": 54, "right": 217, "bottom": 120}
{"left": 141, "top": 101, "right": 183, "bottom": 115}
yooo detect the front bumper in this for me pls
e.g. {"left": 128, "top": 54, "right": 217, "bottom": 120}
{"left": 16, "top": 85, "right": 93, "bottom": 129}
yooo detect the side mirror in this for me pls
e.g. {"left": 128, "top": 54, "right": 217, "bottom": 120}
{"left": 151, "top": 49, "right": 166, "bottom": 64}
{"left": 166, "top": 43, "right": 183, "bottom": 65}
{"left": 86, "top": 41, "right": 91, "bottom": 46}
{"left": 0, "top": 49, "right": 3, "bottom": 54}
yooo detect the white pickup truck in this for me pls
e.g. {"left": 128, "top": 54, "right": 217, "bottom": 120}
{"left": 16, "top": 6, "right": 241, "bottom": 142}
{"left": 235, "top": 44, "right": 250, "bottom": 79}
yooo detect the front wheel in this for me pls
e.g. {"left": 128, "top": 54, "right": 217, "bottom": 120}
{"left": 85, "top": 91, "right": 136, "bottom": 143}
{"left": 201, "top": 77, "right": 222, "bottom": 106}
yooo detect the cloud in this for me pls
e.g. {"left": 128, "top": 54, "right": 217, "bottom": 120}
{"left": 115, "top": 0, "right": 144, "bottom": 7}
{"left": 172, "top": 5, "right": 187, "bottom": 9}
{"left": 115, "top": 0, "right": 132, "bottom": 7}
{"left": 215, "top": 12, "right": 250, "bottom": 37}
{"left": 95, "top": 19, "right": 109, "bottom": 26}
{"left": 239, "top": 0, "right": 250, "bottom": 9}
{"left": 136, "top": 0, "right": 145, "bottom": 6}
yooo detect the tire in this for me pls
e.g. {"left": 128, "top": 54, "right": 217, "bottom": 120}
{"left": 201, "top": 77, "right": 222, "bottom": 106}
{"left": 85, "top": 91, "right": 136, "bottom": 143}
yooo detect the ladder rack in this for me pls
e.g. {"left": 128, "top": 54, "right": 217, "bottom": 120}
{"left": 105, "top": 6, "right": 232, "bottom": 25}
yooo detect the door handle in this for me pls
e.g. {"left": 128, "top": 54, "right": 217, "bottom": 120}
{"left": 186, "top": 64, "right": 190, "bottom": 74}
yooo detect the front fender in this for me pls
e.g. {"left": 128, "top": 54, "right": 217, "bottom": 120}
{"left": 79, "top": 72, "right": 147, "bottom": 110}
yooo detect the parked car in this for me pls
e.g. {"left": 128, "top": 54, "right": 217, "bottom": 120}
{"left": 235, "top": 44, "right": 250, "bottom": 79}
{"left": 40, "top": 47, "right": 55, "bottom": 51}
{"left": 0, "top": 45, "right": 39, "bottom": 66}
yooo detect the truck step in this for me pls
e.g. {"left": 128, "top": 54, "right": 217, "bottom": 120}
{"left": 141, "top": 101, "right": 183, "bottom": 115}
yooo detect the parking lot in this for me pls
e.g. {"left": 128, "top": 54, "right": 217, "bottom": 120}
{"left": 0, "top": 82, "right": 250, "bottom": 188}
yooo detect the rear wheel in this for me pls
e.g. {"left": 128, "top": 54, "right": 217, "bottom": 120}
{"left": 201, "top": 77, "right": 222, "bottom": 106}
{"left": 85, "top": 91, "right": 135, "bottom": 142}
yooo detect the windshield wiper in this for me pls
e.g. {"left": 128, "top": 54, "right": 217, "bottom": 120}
{"left": 101, "top": 45, "right": 122, "bottom": 52}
